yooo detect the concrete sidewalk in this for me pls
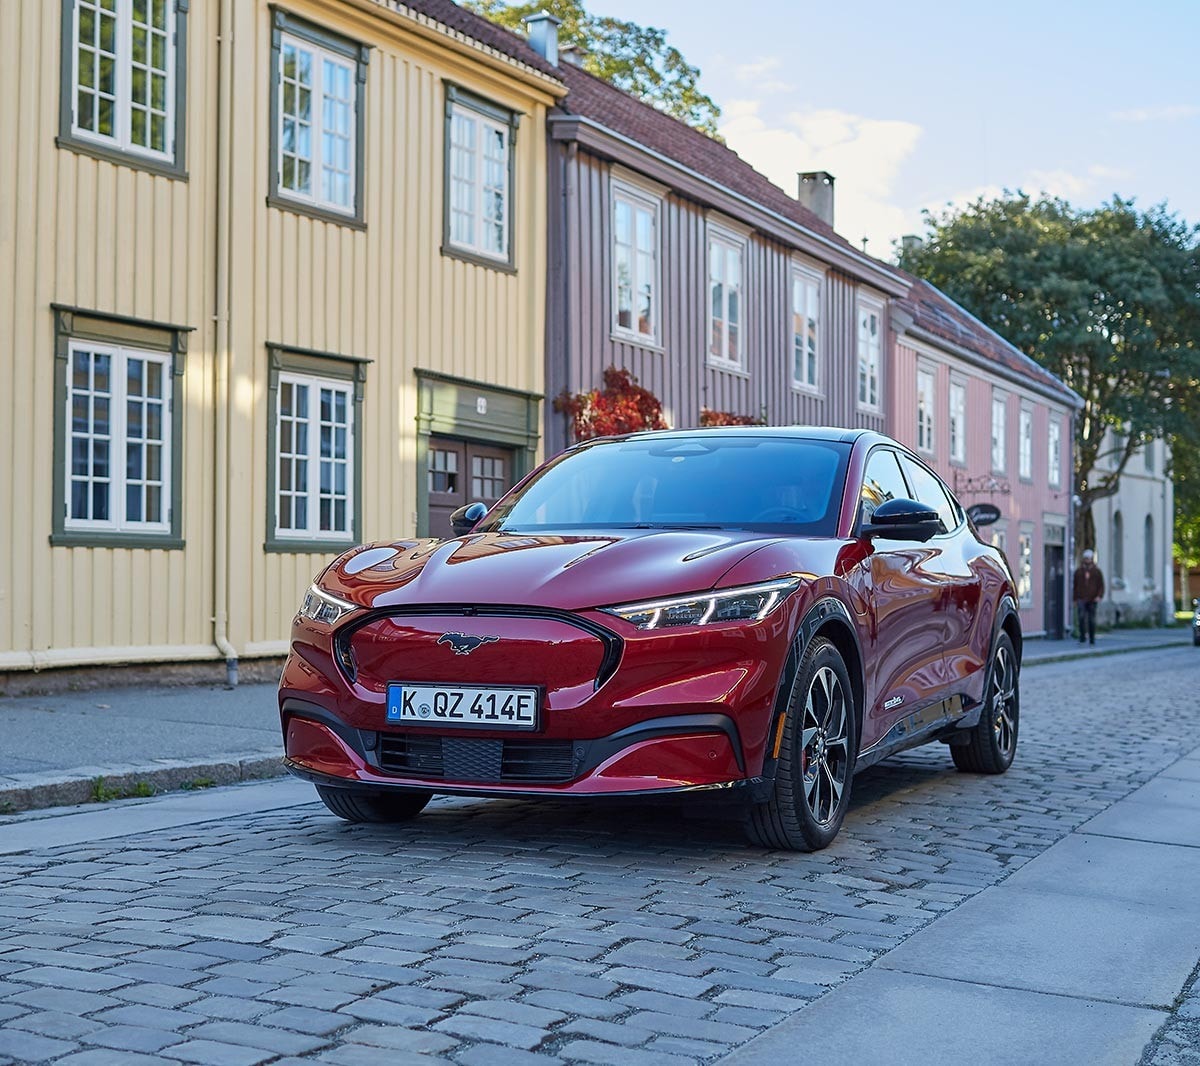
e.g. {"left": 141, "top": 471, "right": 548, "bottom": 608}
{"left": 720, "top": 743, "right": 1200, "bottom": 1065}
{"left": 0, "top": 626, "right": 1192, "bottom": 815}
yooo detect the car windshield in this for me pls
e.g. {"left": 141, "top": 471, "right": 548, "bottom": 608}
{"left": 478, "top": 435, "right": 850, "bottom": 535}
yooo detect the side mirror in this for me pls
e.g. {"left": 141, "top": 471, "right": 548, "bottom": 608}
{"left": 449, "top": 501, "right": 488, "bottom": 537}
{"left": 862, "top": 498, "right": 942, "bottom": 543}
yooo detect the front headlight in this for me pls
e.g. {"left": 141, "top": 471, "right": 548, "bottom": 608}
{"left": 299, "top": 584, "right": 359, "bottom": 626}
{"left": 600, "top": 578, "right": 801, "bottom": 630}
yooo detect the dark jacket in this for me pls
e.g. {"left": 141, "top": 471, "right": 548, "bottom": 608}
{"left": 1073, "top": 563, "right": 1105, "bottom": 602}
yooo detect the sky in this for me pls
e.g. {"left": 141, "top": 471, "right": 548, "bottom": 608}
{"left": 591, "top": 0, "right": 1200, "bottom": 261}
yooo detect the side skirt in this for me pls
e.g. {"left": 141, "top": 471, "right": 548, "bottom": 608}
{"left": 854, "top": 694, "right": 978, "bottom": 772}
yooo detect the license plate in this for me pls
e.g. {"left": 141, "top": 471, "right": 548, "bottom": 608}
{"left": 386, "top": 684, "right": 539, "bottom": 730}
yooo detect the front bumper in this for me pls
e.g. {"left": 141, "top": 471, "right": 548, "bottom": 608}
{"left": 279, "top": 602, "right": 797, "bottom": 796}
{"left": 282, "top": 701, "right": 748, "bottom": 796}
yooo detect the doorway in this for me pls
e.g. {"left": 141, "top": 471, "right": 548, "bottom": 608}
{"left": 426, "top": 436, "right": 513, "bottom": 540}
{"left": 1043, "top": 543, "right": 1065, "bottom": 639}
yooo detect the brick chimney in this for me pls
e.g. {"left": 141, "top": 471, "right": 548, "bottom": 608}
{"left": 797, "top": 171, "right": 835, "bottom": 227}
{"left": 901, "top": 234, "right": 925, "bottom": 256}
{"left": 524, "top": 11, "right": 560, "bottom": 66}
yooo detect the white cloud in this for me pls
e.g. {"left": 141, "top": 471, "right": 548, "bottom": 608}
{"left": 730, "top": 57, "right": 793, "bottom": 96}
{"left": 1111, "top": 104, "right": 1200, "bottom": 122}
{"left": 933, "top": 163, "right": 1136, "bottom": 220}
{"left": 719, "top": 100, "right": 923, "bottom": 254}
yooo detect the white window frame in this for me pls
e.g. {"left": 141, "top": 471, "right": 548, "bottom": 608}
{"left": 707, "top": 224, "right": 748, "bottom": 370}
{"left": 276, "top": 32, "right": 358, "bottom": 217}
{"left": 1017, "top": 525, "right": 1034, "bottom": 607}
{"left": 273, "top": 371, "right": 356, "bottom": 543}
{"left": 70, "top": 0, "right": 176, "bottom": 162}
{"left": 1048, "top": 418, "right": 1062, "bottom": 487}
{"left": 447, "top": 103, "right": 511, "bottom": 261}
{"left": 991, "top": 390, "right": 1008, "bottom": 473}
{"left": 916, "top": 365, "right": 936, "bottom": 454}
{"left": 856, "top": 294, "right": 883, "bottom": 411}
{"left": 790, "top": 263, "right": 822, "bottom": 392}
{"left": 610, "top": 179, "right": 662, "bottom": 345}
{"left": 64, "top": 340, "right": 173, "bottom": 535}
{"left": 1019, "top": 405, "right": 1033, "bottom": 481}
{"left": 949, "top": 379, "right": 966, "bottom": 464}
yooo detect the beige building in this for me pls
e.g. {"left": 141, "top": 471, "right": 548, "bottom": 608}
{"left": 0, "top": 0, "right": 564, "bottom": 681}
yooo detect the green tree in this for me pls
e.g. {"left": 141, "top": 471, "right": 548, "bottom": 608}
{"left": 899, "top": 193, "right": 1200, "bottom": 553}
{"left": 1171, "top": 437, "right": 1200, "bottom": 608}
{"left": 466, "top": 0, "right": 722, "bottom": 137}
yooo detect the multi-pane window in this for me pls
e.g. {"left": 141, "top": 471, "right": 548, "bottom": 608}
{"left": 1112, "top": 511, "right": 1124, "bottom": 581}
{"left": 1017, "top": 528, "right": 1034, "bottom": 606}
{"left": 448, "top": 104, "right": 510, "bottom": 260}
{"left": 70, "top": 0, "right": 176, "bottom": 160}
{"left": 275, "top": 373, "right": 354, "bottom": 541}
{"left": 276, "top": 34, "right": 357, "bottom": 214}
{"left": 949, "top": 381, "right": 966, "bottom": 463}
{"left": 708, "top": 229, "right": 745, "bottom": 366}
{"left": 428, "top": 448, "right": 459, "bottom": 495}
{"left": 612, "top": 183, "right": 660, "bottom": 342}
{"left": 1019, "top": 407, "right": 1033, "bottom": 480}
{"left": 857, "top": 297, "right": 882, "bottom": 408}
{"left": 65, "top": 342, "right": 171, "bottom": 533}
{"left": 916, "top": 367, "right": 935, "bottom": 452}
{"left": 991, "top": 392, "right": 1007, "bottom": 472}
{"left": 471, "top": 455, "right": 507, "bottom": 500}
{"left": 1048, "top": 418, "right": 1062, "bottom": 487}
{"left": 791, "top": 266, "right": 821, "bottom": 390}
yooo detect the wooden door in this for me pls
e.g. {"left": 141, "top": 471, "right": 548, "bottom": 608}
{"left": 426, "top": 436, "right": 512, "bottom": 539}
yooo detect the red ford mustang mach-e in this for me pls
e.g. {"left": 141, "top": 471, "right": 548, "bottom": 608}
{"left": 280, "top": 428, "right": 1021, "bottom": 850}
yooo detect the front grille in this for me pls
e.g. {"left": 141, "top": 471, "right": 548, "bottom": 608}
{"left": 377, "top": 732, "right": 578, "bottom": 785}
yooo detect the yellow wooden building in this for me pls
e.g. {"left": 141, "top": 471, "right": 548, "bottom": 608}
{"left": 0, "top": 0, "right": 564, "bottom": 681}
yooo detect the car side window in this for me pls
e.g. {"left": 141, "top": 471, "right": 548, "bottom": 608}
{"left": 899, "top": 455, "right": 958, "bottom": 535}
{"left": 860, "top": 449, "right": 911, "bottom": 525}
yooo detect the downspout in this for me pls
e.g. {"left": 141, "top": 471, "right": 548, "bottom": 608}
{"left": 212, "top": 0, "right": 238, "bottom": 686}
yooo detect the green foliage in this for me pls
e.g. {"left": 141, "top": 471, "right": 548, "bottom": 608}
{"left": 91, "top": 777, "right": 156, "bottom": 802}
{"left": 1171, "top": 437, "right": 1200, "bottom": 573}
{"left": 466, "top": 0, "right": 722, "bottom": 137}
{"left": 899, "top": 193, "right": 1200, "bottom": 545}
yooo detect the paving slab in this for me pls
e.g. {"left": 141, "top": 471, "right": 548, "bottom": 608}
{"left": 1080, "top": 799, "right": 1200, "bottom": 848}
{"left": 877, "top": 883, "right": 1200, "bottom": 1007}
{"left": 1001, "top": 832, "right": 1200, "bottom": 916}
{"left": 717, "top": 968, "right": 1166, "bottom": 1066}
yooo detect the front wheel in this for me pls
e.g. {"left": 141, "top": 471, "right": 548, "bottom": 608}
{"left": 316, "top": 785, "right": 432, "bottom": 823}
{"left": 951, "top": 631, "right": 1019, "bottom": 774}
{"left": 747, "top": 637, "right": 858, "bottom": 851}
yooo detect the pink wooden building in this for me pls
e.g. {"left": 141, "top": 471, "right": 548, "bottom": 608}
{"left": 889, "top": 278, "right": 1083, "bottom": 638}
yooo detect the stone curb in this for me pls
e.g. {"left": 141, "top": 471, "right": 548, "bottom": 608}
{"left": 0, "top": 753, "right": 287, "bottom": 815}
{"left": 1023, "top": 637, "right": 1191, "bottom": 668}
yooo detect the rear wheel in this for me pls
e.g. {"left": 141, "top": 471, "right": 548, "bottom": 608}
{"left": 951, "top": 631, "right": 1019, "bottom": 774}
{"left": 316, "top": 786, "right": 432, "bottom": 823}
{"left": 747, "top": 637, "right": 858, "bottom": 851}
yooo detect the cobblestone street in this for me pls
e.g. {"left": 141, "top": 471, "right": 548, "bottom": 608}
{"left": 1, "top": 646, "right": 1198, "bottom": 1065}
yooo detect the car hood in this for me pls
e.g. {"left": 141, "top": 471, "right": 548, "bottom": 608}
{"left": 318, "top": 530, "right": 796, "bottom": 612}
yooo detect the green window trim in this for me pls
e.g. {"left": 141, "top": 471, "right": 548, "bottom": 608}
{"left": 57, "top": 0, "right": 190, "bottom": 180}
{"left": 441, "top": 82, "right": 521, "bottom": 273}
{"left": 414, "top": 369, "right": 541, "bottom": 537}
{"left": 265, "top": 343, "right": 369, "bottom": 554}
{"left": 267, "top": 7, "right": 369, "bottom": 229}
{"left": 50, "top": 305, "right": 190, "bottom": 549}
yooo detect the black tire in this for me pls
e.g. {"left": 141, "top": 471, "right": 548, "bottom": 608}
{"left": 747, "top": 637, "right": 858, "bottom": 851}
{"left": 316, "top": 785, "right": 432, "bottom": 823}
{"left": 951, "top": 631, "right": 1019, "bottom": 774}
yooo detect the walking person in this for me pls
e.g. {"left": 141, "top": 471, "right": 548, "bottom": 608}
{"left": 1073, "top": 549, "right": 1105, "bottom": 645}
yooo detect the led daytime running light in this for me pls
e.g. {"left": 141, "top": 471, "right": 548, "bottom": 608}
{"left": 300, "top": 584, "right": 359, "bottom": 625}
{"left": 602, "top": 578, "right": 800, "bottom": 630}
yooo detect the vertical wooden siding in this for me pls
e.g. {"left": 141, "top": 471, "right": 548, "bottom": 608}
{"left": 1, "top": 0, "right": 217, "bottom": 665}
{"left": 0, "top": 0, "right": 552, "bottom": 666}
{"left": 548, "top": 147, "right": 889, "bottom": 452}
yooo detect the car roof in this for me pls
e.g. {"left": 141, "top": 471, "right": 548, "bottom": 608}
{"left": 578, "top": 426, "right": 876, "bottom": 446}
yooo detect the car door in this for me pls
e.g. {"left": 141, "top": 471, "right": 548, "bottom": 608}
{"left": 897, "top": 454, "right": 985, "bottom": 703}
{"left": 848, "top": 447, "right": 950, "bottom": 750}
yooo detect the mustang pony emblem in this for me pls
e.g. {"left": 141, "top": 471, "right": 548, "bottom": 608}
{"left": 438, "top": 633, "right": 500, "bottom": 656}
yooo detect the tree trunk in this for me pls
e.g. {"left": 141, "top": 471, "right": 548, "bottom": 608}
{"left": 1077, "top": 505, "right": 1096, "bottom": 558}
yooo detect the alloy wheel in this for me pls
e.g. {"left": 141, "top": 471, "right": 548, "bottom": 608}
{"left": 991, "top": 644, "right": 1017, "bottom": 757}
{"left": 801, "top": 665, "right": 849, "bottom": 826}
